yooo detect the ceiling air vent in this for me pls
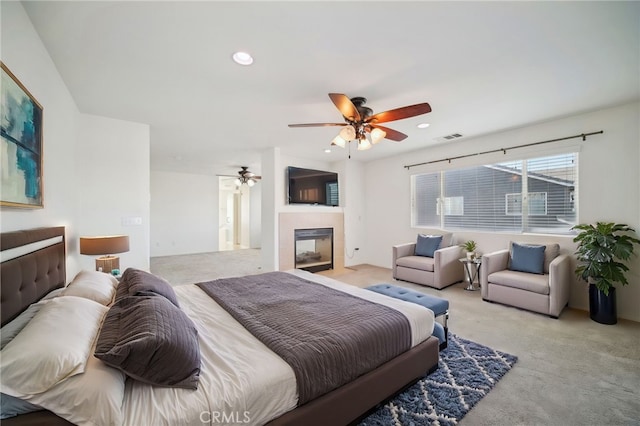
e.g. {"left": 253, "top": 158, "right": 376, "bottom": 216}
{"left": 443, "top": 133, "right": 463, "bottom": 140}
{"left": 434, "top": 133, "right": 464, "bottom": 143}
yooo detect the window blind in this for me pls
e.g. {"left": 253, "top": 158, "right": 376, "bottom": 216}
{"left": 412, "top": 153, "right": 578, "bottom": 234}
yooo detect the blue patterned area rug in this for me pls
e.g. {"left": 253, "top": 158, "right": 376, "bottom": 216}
{"left": 360, "top": 333, "right": 518, "bottom": 426}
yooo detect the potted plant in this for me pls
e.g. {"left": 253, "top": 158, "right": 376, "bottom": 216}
{"left": 461, "top": 240, "right": 477, "bottom": 260}
{"left": 572, "top": 222, "right": 640, "bottom": 324}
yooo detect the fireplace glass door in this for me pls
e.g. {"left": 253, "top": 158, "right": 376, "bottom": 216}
{"left": 294, "top": 228, "right": 333, "bottom": 272}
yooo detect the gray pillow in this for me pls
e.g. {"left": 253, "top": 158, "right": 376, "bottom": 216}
{"left": 509, "top": 242, "right": 545, "bottom": 274}
{"left": 118, "top": 268, "right": 179, "bottom": 307}
{"left": 415, "top": 234, "right": 443, "bottom": 258}
{"left": 94, "top": 295, "right": 201, "bottom": 389}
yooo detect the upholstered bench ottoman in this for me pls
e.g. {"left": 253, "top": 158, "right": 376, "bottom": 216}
{"left": 366, "top": 283, "right": 449, "bottom": 350}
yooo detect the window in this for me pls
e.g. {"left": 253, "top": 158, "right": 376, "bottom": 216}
{"left": 412, "top": 153, "right": 578, "bottom": 234}
{"left": 326, "top": 182, "right": 339, "bottom": 206}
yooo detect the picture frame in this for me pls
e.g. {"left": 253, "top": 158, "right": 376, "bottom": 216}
{"left": 1, "top": 62, "right": 44, "bottom": 208}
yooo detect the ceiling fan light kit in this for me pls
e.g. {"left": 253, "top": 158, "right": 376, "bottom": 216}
{"left": 370, "top": 127, "right": 386, "bottom": 144}
{"left": 288, "top": 93, "right": 432, "bottom": 154}
{"left": 357, "top": 138, "right": 372, "bottom": 151}
{"left": 339, "top": 125, "right": 356, "bottom": 140}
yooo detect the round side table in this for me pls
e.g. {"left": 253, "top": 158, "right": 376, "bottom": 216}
{"left": 459, "top": 257, "right": 482, "bottom": 291}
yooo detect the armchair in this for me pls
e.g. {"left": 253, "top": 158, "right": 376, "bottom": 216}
{"left": 479, "top": 242, "right": 571, "bottom": 318}
{"left": 392, "top": 233, "right": 463, "bottom": 289}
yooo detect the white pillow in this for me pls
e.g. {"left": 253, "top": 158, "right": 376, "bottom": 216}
{"left": 0, "top": 302, "right": 45, "bottom": 351}
{"left": 64, "top": 270, "right": 118, "bottom": 306}
{"left": 0, "top": 296, "right": 108, "bottom": 395}
{"left": 0, "top": 288, "right": 68, "bottom": 350}
{"left": 20, "top": 348, "right": 126, "bottom": 426}
{"left": 41, "top": 287, "right": 66, "bottom": 301}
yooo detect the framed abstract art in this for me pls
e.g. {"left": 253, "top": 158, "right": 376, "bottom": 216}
{"left": 1, "top": 62, "right": 43, "bottom": 208}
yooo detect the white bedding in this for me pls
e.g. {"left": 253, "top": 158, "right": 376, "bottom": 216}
{"left": 122, "top": 270, "right": 435, "bottom": 426}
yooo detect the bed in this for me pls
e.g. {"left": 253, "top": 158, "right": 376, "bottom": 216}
{"left": 0, "top": 227, "right": 440, "bottom": 426}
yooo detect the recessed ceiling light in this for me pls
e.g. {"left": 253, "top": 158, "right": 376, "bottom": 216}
{"left": 324, "top": 148, "right": 331, "bottom": 153}
{"left": 417, "top": 123, "right": 430, "bottom": 129}
{"left": 232, "top": 51, "right": 253, "bottom": 66}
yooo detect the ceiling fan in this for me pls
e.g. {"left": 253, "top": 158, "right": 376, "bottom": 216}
{"left": 218, "top": 167, "right": 261, "bottom": 187}
{"left": 288, "top": 93, "right": 432, "bottom": 151}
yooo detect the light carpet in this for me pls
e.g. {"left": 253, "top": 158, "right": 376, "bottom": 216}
{"left": 360, "top": 333, "right": 517, "bottom": 426}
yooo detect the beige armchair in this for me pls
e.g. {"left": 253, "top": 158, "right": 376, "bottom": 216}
{"left": 479, "top": 243, "right": 571, "bottom": 318}
{"left": 392, "top": 233, "right": 464, "bottom": 289}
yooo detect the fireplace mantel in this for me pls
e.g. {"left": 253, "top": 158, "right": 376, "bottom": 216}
{"left": 278, "top": 212, "right": 344, "bottom": 271}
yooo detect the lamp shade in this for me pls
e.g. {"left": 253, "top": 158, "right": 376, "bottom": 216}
{"left": 80, "top": 235, "right": 130, "bottom": 255}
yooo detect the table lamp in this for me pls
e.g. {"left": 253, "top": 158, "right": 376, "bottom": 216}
{"left": 79, "top": 235, "right": 130, "bottom": 273}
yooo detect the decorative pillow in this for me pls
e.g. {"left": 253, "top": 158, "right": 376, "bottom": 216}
{"left": 95, "top": 295, "right": 200, "bottom": 389}
{"left": 64, "top": 270, "right": 118, "bottom": 306}
{"left": 509, "top": 242, "right": 546, "bottom": 274}
{"left": 415, "top": 234, "right": 443, "bottom": 258}
{"left": 0, "top": 296, "right": 108, "bottom": 396}
{"left": 118, "top": 268, "right": 180, "bottom": 307}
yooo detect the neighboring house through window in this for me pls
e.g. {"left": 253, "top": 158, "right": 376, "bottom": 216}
{"left": 412, "top": 153, "right": 578, "bottom": 234}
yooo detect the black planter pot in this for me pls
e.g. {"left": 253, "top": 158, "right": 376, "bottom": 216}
{"left": 589, "top": 284, "right": 617, "bottom": 325}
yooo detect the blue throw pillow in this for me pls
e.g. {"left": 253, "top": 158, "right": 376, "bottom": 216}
{"left": 415, "top": 235, "right": 443, "bottom": 258}
{"left": 509, "top": 243, "right": 546, "bottom": 274}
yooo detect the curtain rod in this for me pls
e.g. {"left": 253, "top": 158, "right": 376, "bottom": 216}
{"left": 403, "top": 130, "right": 604, "bottom": 170}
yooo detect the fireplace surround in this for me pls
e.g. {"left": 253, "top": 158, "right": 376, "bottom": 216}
{"left": 278, "top": 212, "right": 344, "bottom": 272}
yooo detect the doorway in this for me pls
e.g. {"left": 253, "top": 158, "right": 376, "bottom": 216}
{"left": 218, "top": 177, "right": 251, "bottom": 251}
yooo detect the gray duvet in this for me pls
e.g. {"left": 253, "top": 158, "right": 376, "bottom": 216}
{"left": 196, "top": 271, "right": 411, "bottom": 405}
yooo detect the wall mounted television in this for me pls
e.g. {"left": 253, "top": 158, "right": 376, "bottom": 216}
{"left": 287, "top": 166, "right": 339, "bottom": 206}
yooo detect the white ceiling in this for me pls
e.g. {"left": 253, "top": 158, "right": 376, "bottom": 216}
{"left": 22, "top": 1, "right": 640, "bottom": 176}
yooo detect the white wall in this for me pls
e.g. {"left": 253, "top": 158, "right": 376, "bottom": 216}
{"left": 364, "top": 102, "right": 640, "bottom": 321}
{"left": 260, "top": 148, "right": 279, "bottom": 271}
{"left": 1, "top": 2, "right": 150, "bottom": 278}
{"left": 334, "top": 159, "right": 367, "bottom": 267}
{"left": 150, "top": 170, "right": 218, "bottom": 257}
{"left": 76, "top": 114, "right": 150, "bottom": 272}
{"left": 0, "top": 1, "right": 81, "bottom": 271}
{"left": 249, "top": 182, "right": 261, "bottom": 249}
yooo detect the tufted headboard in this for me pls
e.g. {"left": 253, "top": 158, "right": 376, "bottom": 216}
{"left": 1, "top": 226, "right": 66, "bottom": 326}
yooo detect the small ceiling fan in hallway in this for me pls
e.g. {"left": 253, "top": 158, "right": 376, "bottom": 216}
{"left": 218, "top": 167, "right": 261, "bottom": 187}
{"left": 288, "top": 93, "right": 432, "bottom": 151}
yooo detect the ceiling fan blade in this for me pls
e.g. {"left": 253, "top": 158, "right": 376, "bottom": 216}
{"left": 366, "top": 103, "right": 432, "bottom": 124}
{"left": 328, "top": 93, "right": 361, "bottom": 122}
{"left": 288, "top": 123, "right": 346, "bottom": 128}
{"left": 367, "top": 124, "right": 408, "bottom": 141}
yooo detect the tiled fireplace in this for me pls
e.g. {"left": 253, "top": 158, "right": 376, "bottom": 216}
{"left": 279, "top": 212, "right": 344, "bottom": 272}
